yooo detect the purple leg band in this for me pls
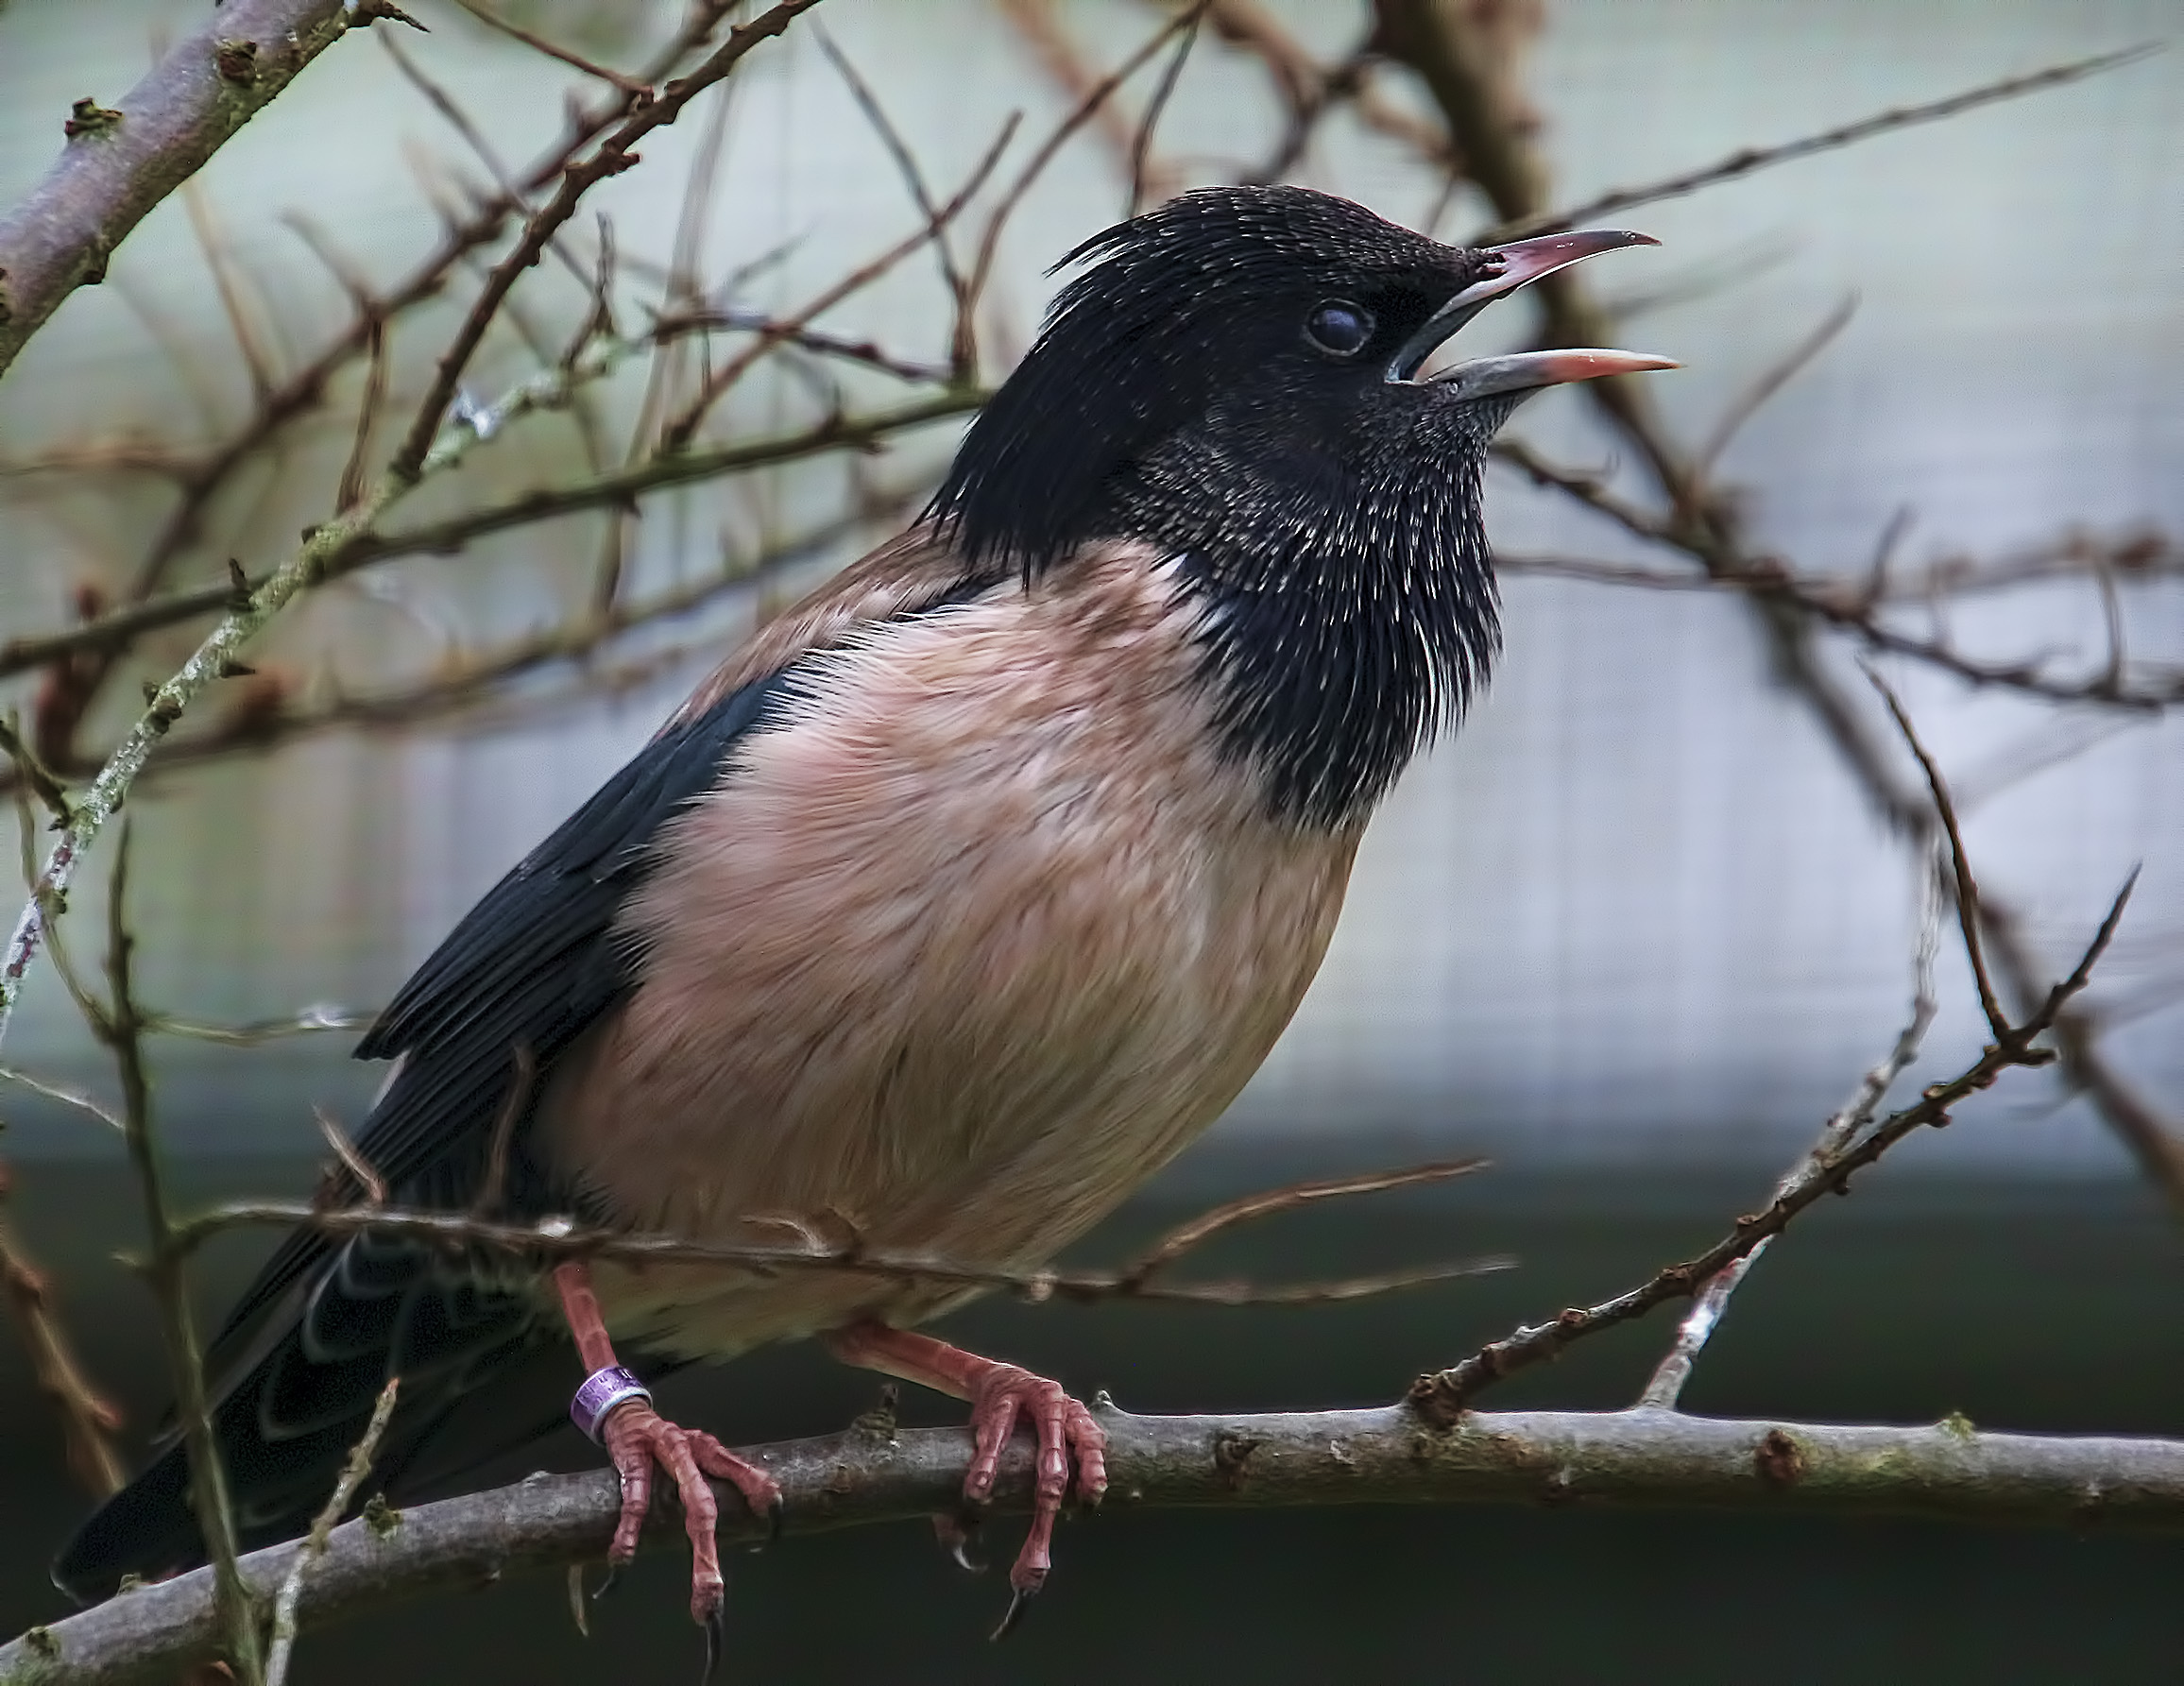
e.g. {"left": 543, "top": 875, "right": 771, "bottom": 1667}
{"left": 571, "top": 1365, "right": 652, "bottom": 1442}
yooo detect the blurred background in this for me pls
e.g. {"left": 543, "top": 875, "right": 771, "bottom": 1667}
{"left": 1, "top": 0, "right": 2180, "bottom": 1679}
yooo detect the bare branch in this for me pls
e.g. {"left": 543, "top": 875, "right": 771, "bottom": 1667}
{"left": 1119, "top": 1158, "right": 1487, "bottom": 1286}
{"left": 0, "top": 0, "right": 373, "bottom": 380}
{"left": 1637, "top": 846, "right": 1944, "bottom": 1409}
{"left": 0, "top": 1163, "right": 126, "bottom": 1497}
{"left": 333, "top": 314, "right": 390, "bottom": 516}
{"left": 1862, "top": 666, "right": 2012, "bottom": 1044}
{"left": 12, "top": 1405, "right": 2184, "bottom": 1682}
{"left": 168, "top": 1195, "right": 1510, "bottom": 1313}
{"left": 0, "top": 391, "right": 982, "bottom": 690}
{"left": 0, "top": 318, "right": 675, "bottom": 1052}
{"left": 812, "top": 25, "right": 971, "bottom": 320}
{"left": 315, "top": 1108, "right": 386, "bottom": 1208}
{"left": 958, "top": 4, "right": 1205, "bottom": 375}
{"left": 1482, "top": 44, "right": 2161, "bottom": 244}
{"left": 440, "top": 0, "right": 653, "bottom": 94}
{"left": 1410, "top": 872, "right": 2133, "bottom": 1423}
{"left": 1979, "top": 892, "right": 2184, "bottom": 1213}
{"left": 473, "top": 1045, "right": 536, "bottom": 1218}
{"left": 0, "top": 1064, "right": 123, "bottom": 1133}
{"left": 263, "top": 1378, "right": 400, "bottom": 1686}
{"left": 1129, "top": 7, "right": 1203, "bottom": 214}
{"left": 1695, "top": 292, "right": 1857, "bottom": 478}
{"left": 1488, "top": 537, "right": 2184, "bottom": 711}
{"left": 390, "top": 0, "right": 828, "bottom": 481}
{"left": 659, "top": 123, "right": 1014, "bottom": 450}
{"left": 97, "top": 829, "right": 264, "bottom": 1685}
{"left": 0, "top": 714, "right": 72, "bottom": 826}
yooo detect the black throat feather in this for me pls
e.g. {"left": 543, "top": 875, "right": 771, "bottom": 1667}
{"left": 932, "top": 386, "right": 1506, "bottom": 831}
{"left": 1102, "top": 403, "right": 1502, "bottom": 828}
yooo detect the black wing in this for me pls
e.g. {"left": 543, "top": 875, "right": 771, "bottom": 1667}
{"left": 212, "top": 671, "right": 799, "bottom": 1356}
{"left": 54, "top": 672, "right": 794, "bottom": 1600}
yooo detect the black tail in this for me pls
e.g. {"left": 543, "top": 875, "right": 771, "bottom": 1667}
{"left": 52, "top": 1233, "right": 574, "bottom": 1603}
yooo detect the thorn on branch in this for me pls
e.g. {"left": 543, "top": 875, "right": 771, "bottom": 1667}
{"left": 350, "top": 0, "right": 429, "bottom": 31}
{"left": 64, "top": 99, "right": 125, "bottom": 139}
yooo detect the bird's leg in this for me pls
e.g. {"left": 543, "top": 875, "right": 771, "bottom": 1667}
{"left": 554, "top": 1262, "right": 782, "bottom": 1625}
{"left": 824, "top": 1321, "right": 1106, "bottom": 1612}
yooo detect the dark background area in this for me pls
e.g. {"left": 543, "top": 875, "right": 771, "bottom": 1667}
{"left": 7, "top": 1149, "right": 2181, "bottom": 1682}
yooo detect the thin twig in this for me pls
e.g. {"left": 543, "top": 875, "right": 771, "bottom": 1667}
{"left": 1637, "top": 844, "right": 1944, "bottom": 1409}
{"left": 1119, "top": 1158, "right": 1486, "bottom": 1286}
{"left": 0, "top": 392, "right": 982, "bottom": 693}
{"left": 27, "top": 489, "right": 918, "bottom": 784}
{"left": 0, "top": 1063, "right": 123, "bottom": 1133}
{"left": 390, "top": 0, "right": 827, "bottom": 481}
{"left": 1411, "top": 870, "right": 2133, "bottom": 1423}
{"left": 0, "top": 713, "right": 73, "bottom": 826}
{"left": 441, "top": 0, "right": 653, "bottom": 94}
{"left": 1128, "top": 6, "right": 1202, "bottom": 215}
{"left": 650, "top": 308, "right": 951, "bottom": 383}
{"left": 1481, "top": 44, "right": 2161, "bottom": 244}
{"left": 1695, "top": 292, "right": 1857, "bottom": 479}
{"left": 1979, "top": 892, "right": 2184, "bottom": 1213}
{"left": 1483, "top": 540, "right": 2184, "bottom": 711}
{"left": 658, "top": 120, "right": 1015, "bottom": 450}
{"left": 99, "top": 827, "right": 265, "bottom": 1684}
{"left": 0, "top": 315, "right": 682, "bottom": 1052}
{"left": 379, "top": 30, "right": 596, "bottom": 296}
{"left": 179, "top": 180, "right": 277, "bottom": 402}
{"left": 473, "top": 1043, "right": 536, "bottom": 1218}
{"left": 316, "top": 1107, "right": 386, "bottom": 1206}
{"left": 1862, "top": 666, "right": 2011, "bottom": 1044}
{"left": 0, "top": 1163, "right": 127, "bottom": 1496}
{"left": 957, "top": 4, "right": 1204, "bottom": 375}
{"left": 334, "top": 313, "right": 390, "bottom": 514}
{"left": 263, "top": 1377, "right": 401, "bottom": 1686}
{"left": 169, "top": 1196, "right": 1510, "bottom": 1311}
{"left": 145, "top": 1001, "right": 374, "bottom": 1046}
{"left": 812, "top": 24, "right": 971, "bottom": 317}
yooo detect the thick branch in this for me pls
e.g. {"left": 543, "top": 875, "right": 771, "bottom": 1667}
{"left": 0, "top": 0, "right": 367, "bottom": 381}
{"left": 9, "top": 1405, "right": 2184, "bottom": 1683}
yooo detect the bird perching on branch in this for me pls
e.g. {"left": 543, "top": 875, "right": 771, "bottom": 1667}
{"left": 56, "top": 187, "right": 1670, "bottom": 1654}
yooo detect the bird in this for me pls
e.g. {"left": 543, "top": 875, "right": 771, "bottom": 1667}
{"left": 55, "top": 185, "right": 1670, "bottom": 1651}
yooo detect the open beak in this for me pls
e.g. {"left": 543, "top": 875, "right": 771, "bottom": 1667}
{"left": 1387, "top": 228, "right": 1677, "bottom": 395}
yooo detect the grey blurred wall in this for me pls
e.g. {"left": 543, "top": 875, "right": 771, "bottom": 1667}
{"left": 0, "top": 0, "right": 2177, "bottom": 1176}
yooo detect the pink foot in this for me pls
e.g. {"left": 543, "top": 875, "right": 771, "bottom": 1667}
{"left": 961, "top": 1360, "right": 1108, "bottom": 1601}
{"left": 600, "top": 1400, "right": 784, "bottom": 1623}
{"left": 826, "top": 1321, "right": 1106, "bottom": 1629}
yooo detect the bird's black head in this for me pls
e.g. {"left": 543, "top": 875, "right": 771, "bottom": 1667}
{"left": 930, "top": 185, "right": 1672, "bottom": 826}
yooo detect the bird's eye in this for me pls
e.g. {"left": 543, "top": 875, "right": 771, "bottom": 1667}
{"left": 1304, "top": 299, "right": 1374, "bottom": 357}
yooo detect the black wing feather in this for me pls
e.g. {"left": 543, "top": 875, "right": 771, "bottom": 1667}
{"left": 204, "top": 672, "right": 797, "bottom": 1366}
{"left": 53, "top": 673, "right": 793, "bottom": 1601}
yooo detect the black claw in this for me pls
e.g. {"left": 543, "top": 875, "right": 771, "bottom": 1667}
{"left": 932, "top": 1512, "right": 986, "bottom": 1575}
{"left": 701, "top": 1602, "right": 726, "bottom": 1685}
{"left": 766, "top": 1495, "right": 785, "bottom": 1545}
{"left": 990, "top": 1584, "right": 1035, "bottom": 1643}
{"left": 948, "top": 1537, "right": 987, "bottom": 1575}
{"left": 590, "top": 1564, "right": 621, "bottom": 1603}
